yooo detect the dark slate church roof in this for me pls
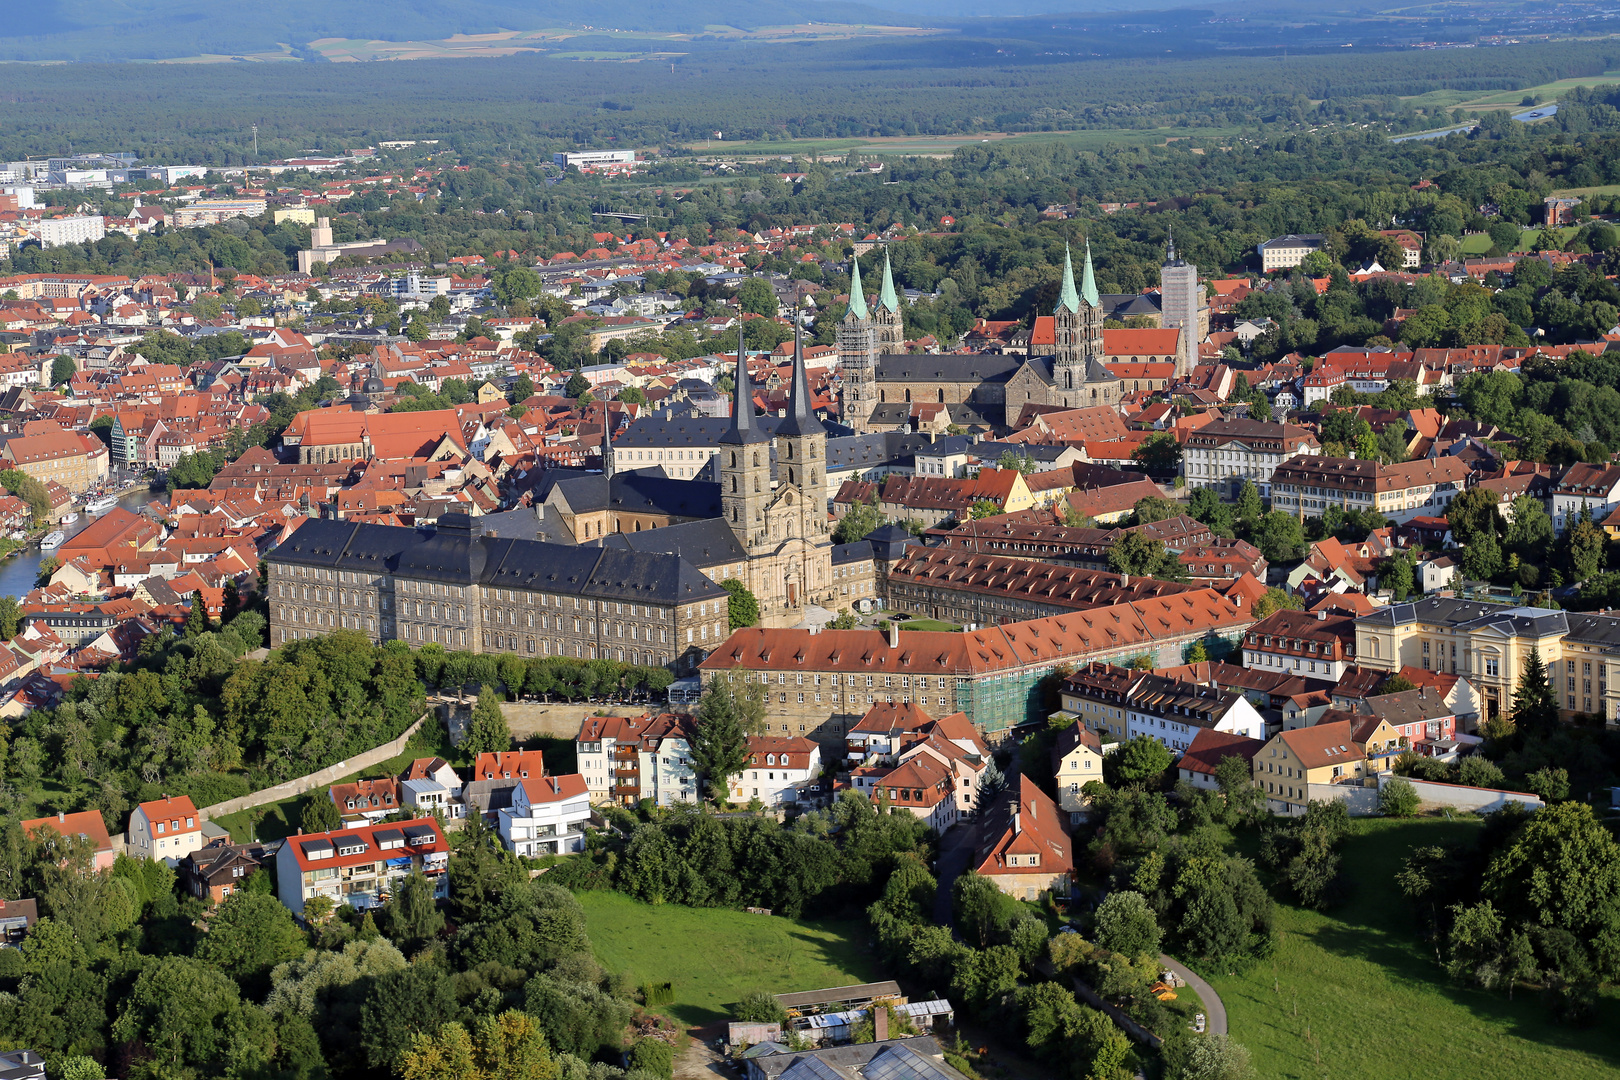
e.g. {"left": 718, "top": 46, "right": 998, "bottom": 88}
{"left": 874, "top": 353, "right": 1022, "bottom": 383}
{"left": 616, "top": 415, "right": 784, "bottom": 448}
{"left": 541, "top": 468, "right": 722, "bottom": 519}
{"left": 270, "top": 513, "right": 723, "bottom": 605}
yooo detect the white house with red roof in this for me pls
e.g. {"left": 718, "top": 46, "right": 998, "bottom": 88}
{"left": 731, "top": 736, "right": 822, "bottom": 809}
{"left": 128, "top": 794, "right": 204, "bottom": 864}
{"left": 276, "top": 818, "right": 449, "bottom": 918}
{"left": 498, "top": 773, "right": 591, "bottom": 857}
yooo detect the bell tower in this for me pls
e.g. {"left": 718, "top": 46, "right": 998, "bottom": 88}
{"left": 873, "top": 248, "right": 905, "bottom": 352}
{"left": 838, "top": 253, "right": 878, "bottom": 434}
{"left": 718, "top": 332, "right": 772, "bottom": 552}
{"left": 775, "top": 322, "right": 829, "bottom": 542}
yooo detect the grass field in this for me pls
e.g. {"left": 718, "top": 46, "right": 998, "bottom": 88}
{"left": 1459, "top": 233, "right": 1495, "bottom": 255}
{"left": 1208, "top": 818, "right": 1620, "bottom": 1080}
{"left": 1548, "top": 183, "right": 1620, "bottom": 199}
{"left": 578, "top": 890, "right": 881, "bottom": 1027}
{"left": 1456, "top": 71, "right": 1620, "bottom": 111}
{"left": 898, "top": 619, "right": 962, "bottom": 632}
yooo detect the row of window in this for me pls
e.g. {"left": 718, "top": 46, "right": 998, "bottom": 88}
{"left": 749, "top": 672, "right": 964, "bottom": 689}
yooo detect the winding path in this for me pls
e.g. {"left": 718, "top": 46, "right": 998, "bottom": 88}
{"left": 1159, "top": 954, "right": 1228, "bottom": 1036}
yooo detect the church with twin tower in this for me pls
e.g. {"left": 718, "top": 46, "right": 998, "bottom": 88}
{"left": 838, "top": 241, "right": 1198, "bottom": 432}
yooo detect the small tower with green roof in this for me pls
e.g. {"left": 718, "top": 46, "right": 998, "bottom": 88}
{"left": 872, "top": 248, "right": 906, "bottom": 352}
{"left": 1053, "top": 241, "right": 1111, "bottom": 405}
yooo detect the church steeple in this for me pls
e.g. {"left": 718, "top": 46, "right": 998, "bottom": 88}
{"left": 1055, "top": 244, "right": 1080, "bottom": 315}
{"left": 878, "top": 249, "right": 900, "bottom": 313}
{"left": 720, "top": 329, "right": 768, "bottom": 446}
{"left": 846, "top": 253, "right": 869, "bottom": 321}
{"left": 776, "top": 319, "right": 822, "bottom": 438}
{"left": 1080, "top": 240, "right": 1100, "bottom": 308}
{"left": 1166, "top": 225, "right": 1178, "bottom": 265}
{"left": 601, "top": 406, "right": 615, "bottom": 478}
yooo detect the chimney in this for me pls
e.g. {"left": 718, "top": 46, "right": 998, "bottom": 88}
{"left": 57, "top": 811, "right": 64, "bottom": 821}
{"left": 888, "top": 621, "right": 900, "bottom": 649}
{"left": 1318, "top": 609, "right": 1327, "bottom": 621}
{"left": 1119, "top": 573, "right": 1129, "bottom": 587}
{"left": 874, "top": 1006, "right": 889, "bottom": 1043}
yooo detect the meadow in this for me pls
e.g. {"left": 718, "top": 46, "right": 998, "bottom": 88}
{"left": 578, "top": 889, "right": 881, "bottom": 1027}
{"left": 1209, "top": 818, "right": 1620, "bottom": 1080}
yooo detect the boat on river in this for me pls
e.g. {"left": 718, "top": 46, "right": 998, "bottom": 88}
{"left": 85, "top": 494, "right": 117, "bottom": 514}
{"left": 39, "top": 531, "right": 64, "bottom": 549}
{"left": 60, "top": 512, "right": 79, "bottom": 525}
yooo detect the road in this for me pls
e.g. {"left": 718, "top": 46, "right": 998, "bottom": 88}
{"left": 932, "top": 820, "right": 979, "bottom": 926}
{"left": 1159, "top": 954, "right": 1228, "bottom": 1036}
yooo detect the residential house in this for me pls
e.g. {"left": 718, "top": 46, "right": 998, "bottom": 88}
{"left": 0, "top": 898, "right": 38, "bottom": 946}
{"left": 1259, "top": 235, "right": 1324, "bottom": 272}
{"left": 1051, "top": 724, "right": 1104, "bottom": 819}
{"left": 275, "top": 818, "right": 449, "bottom": 918}
{"left": 328, "top": 778, "right": 400, "bottom": 826}
{"left": 972, "top": 774, "right": 1072, "bottom": 900}
{"left": 1176, "top": 728, "right": 1264, "bottom": 791}
{"left": 179, "top": 840, "right": 267, "bottom": 904}
{"left": 401, "top": 756, "right": 466, "bottom": 819}
{"left": 870, "top": 752, "right": 961, "bottom": 833}
{"left": 1253, "top": 720, "right": 1367, "bottom": 816}
{"left": 497, "top": 773, "right": 591, "bottom": 857}
{"left": 1270, "top": 456, "right": 1471, "bottom": 525}
{"left": 1551, "top": 462, "right": 1620, "bottom": 533}
{"left": 575, "top": 712, "right": 699, "bottom": 807}
{"left": 731, "top": 736, "right": 822, "bottom": 809}
{"left": 20, "top": 810, "right": 115, "bottom": 871}
{"left": 127, "top": 795, "right": 204, "bottom": 864}
{"left": 1242, "top": 609, "right": 1358, "bottom": 682}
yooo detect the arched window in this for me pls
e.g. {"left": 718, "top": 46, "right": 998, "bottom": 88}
{"left": 731, "top": 476, "right": 737, "bottom": 492}
{"left": 753, "top": 452, "right": 760, "bottom": 467}
{"left": 938, "top": 388, "right": 945, "bottom": 403}
{"left": 730, "top": 452, "right": 737, "bottom": 467}
{"left": 905, "top": 389, "right": 911, "bottom": 402}
{"left": 788, "top": 467, "right": 796, "bottom": 486}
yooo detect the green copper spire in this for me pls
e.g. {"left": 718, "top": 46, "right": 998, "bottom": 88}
{"left": 878, "top": 249, "right": 900, "bottom": 313}
{"left": 847, "top": 253, "right": 869, "bottom": 320}
{"left": 1080, "top": 240, "right": 1100, "bottom": 309}
{"left": 1055, "top": 244, "right": 1081, "bottom": 315}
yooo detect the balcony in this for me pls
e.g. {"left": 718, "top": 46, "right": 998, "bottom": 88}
{"left": 613, "top": 767, "right": 639, "bottom": 779}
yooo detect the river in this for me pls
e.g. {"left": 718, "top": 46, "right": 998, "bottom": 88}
{"left": 0, "top": 486, "right": 164, "bottom": 600}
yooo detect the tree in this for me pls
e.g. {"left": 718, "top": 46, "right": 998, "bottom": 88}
{"left": 1510, "top": 647, "right": 1558, "bottom": 740}
{"left": 1132, "top": 495, "right": 1183, "bottom": 524}
{"left": 1379, "top": 776, "right": 1420, "bottom": 818}
{"left": 112, "top": 956, "right": 244, "bottom": 1076}
{"left": 1132, "top": 432, "right": 1183, "bottom": 474}
{"left": 1094, "top": 890, "right": 1162, "bottom": 959}
{"left": 734, "top": 991, "right": 788, "bottom": 1025}
{"left": 1524, "top": 766, "right": 1570, "bottom": 803}
{"left": 1108, "top": 735, "right": 1173, "bottom": 786}
{"left": 406, "top": 313, "right": 431, "bottom": 342}
{"left": 50, "top": 355, "right": 76, "bottom": 387}
{"left": 0, "top": 596, "right": 19, "bottom": 641}
{"left": 1447, "top": 486, "right": 1502, "bottom": 548}
{"left": 690, "top": 671, "right": 762, "bottom": 801}
{"left": 1565, "top": 508, "right": 1606, "bottom": 582}
{"left": 1482, "top": 800, "right": 1620, "bottom": 942}
{"left": 1214, "top": 754, "right": 1266, "bottom": 824}
{"left": 1376, "top": 673, "right": 1417, "bottom": 695}
{"left": 737, "top": 278, "right": 778, "bottom": 317}
{"left": 834, "top": 493, "right": 881, "bottom": 544}
{"left": 1254, "top": 511, "right": 1306, "bottom": 562}
{"left": 196, "top": 890, "right": 308, "bottom": 995}
{"left": 463, "top": 684, "right": 513, "bottom": 759}
{"left": 720, "top": 578, "right": 760, "bottom": 630}
{"left": 0, "top": 468, "right": 51, "bottom": 521}
{"left": 616, "top": 385, "right": 645, "bottom": 405}
{"left": 968, "top": 498, "right": 1001, "bottom": 520}
{"left": 384, "top": 871, "right": 446, "bottom": 953}
{"left": 951, "top": 871, "right": 1012, "bottom": 948}
{"left": 1457, "top": 755, "right": 1505, "bottom": 788}
{"left": 1253, "top": 587, "right": 1302, "bottom": 619}
{"left": 996, "top": 450, "right": 1038, "bottom": 474}
{"left": 1170, "top": 1033, "right": 1256, "bottom": 1080}
{"left": 1235, "top": 481, "right": 1263, "bottom": 527}
{"left": 1383, "top": 556, "right": 1415, "bottom": 602}
{"left": 563, "top": 373, "right": 590, "bottom": 399}
{"left": 300, "top": 793, "right": 341, "bottom": 834}
{"left": 185, "top": 589, "right": 211, "bottom": 636}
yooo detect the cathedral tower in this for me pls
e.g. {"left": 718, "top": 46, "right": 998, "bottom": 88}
{"left": 1053, "top": 242, "right": 1105, "bottom": 398}
{"left": 837, "top": 254, "right": 878, "bottom": 433}
{"left": 1159, "top": 227, "right": 1202, "bottom": 380}
{"left": 774, "top": 323, "right": 829, "bottom": 542}
{"left": 873, "top": 248, "right": 906, "bottom": 352}
{"left": 718, "top": 332, "right": 772, "bottom": 551}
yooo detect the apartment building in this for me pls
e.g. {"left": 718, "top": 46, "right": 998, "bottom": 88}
{"left": 275, "top": 818, "right": 448, "bottom": 918}
{"left": 1355, "top": 597, "right": 1568, "bottom": 724}
{"left": 1551, "top": 462, "right": 1620, "bottom": 533}
{"left": 1059, "top": 662, "right": 1266, "bottom": 752}
{"left": 35, "top": 215, "right": 106, "bottom": 248}
{"left": 575, "top": 712, "right": 698, "bottom": 807}
{"left": 497, "top": 774, "right": 591, "bottom": 857}
{"left": 1, "top": 428, "right": 110, "bottom": 492}
{"left": 730, "top": 736, "right": 822, "bottom": 809}
{"left": 1242, "top": 608, "right": 1358, "bottom": 683}
{"left": 266, "top": 513, "right": 727, "bottom": 673}
{"left": 1181, "top": 418, "right": 1320, "bottom": 498}
{"left": 1270, "top": 455, "right": 1471, "bottom": 525}
{"left": 1253, "top": 720, "right": 1366, "bottom": 816}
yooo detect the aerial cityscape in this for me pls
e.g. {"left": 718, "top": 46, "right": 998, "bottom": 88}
{"left": 1, "top": 0, "right": 1620, "bottom": 1078}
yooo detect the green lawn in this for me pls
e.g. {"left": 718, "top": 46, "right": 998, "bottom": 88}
{"left": 1459, "top": 232, "right": 1495, "bottom": 255}
{"left": 577, "top": 890, "right": 881, "bottom": 1027}
{"left": 899, "top": 619, "right": 962, "bottom": 632}
{"left": 1209, "top": 818, "right": 1620, "bottom": 1080}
